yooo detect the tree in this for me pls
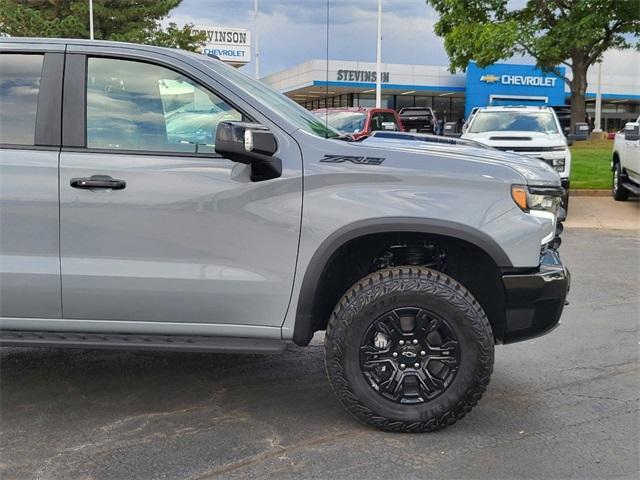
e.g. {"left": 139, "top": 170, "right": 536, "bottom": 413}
{"left": 0, "top": 0, "right": 206, "bottom": 51}
{"left": 426, "top": 0, "right": 640, "bottom": 129}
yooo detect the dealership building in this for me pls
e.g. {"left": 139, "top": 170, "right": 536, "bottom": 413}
{"left": 262, "top": 60, "right": 640, "bottom": 131}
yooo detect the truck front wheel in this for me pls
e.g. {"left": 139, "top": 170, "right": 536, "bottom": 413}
{"left": 325, "top": 266, "right": 494, "bottom": 432}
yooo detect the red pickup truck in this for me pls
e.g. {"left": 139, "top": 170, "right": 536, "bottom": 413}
{"left": 312, "top": 107, "right": 405, "bottom": 140}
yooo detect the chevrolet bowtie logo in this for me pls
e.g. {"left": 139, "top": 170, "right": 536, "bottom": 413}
{"left": 480, "top": 74, "right": 500, "bottom": 83}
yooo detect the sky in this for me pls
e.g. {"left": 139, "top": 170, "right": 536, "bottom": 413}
{"left": 167, "top": 0, "right": 639, "bottom": 79}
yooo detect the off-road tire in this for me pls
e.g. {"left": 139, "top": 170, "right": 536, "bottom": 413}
{"left": 612, "top": 162, "right": 630, "bottom": 201}
{"left": 325, "top": 266, "right": 494, "bottom": 432}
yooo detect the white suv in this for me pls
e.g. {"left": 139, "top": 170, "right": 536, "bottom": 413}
{"left": 462, "top": 106, "right": 571, "bottom": 211}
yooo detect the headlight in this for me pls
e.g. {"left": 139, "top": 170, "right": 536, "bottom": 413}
{"left": 512, "top": 185, "right": 564, "bottom": 245}
{"left": 551, "top": 157, "right": 565, "bottom": 171}
{"left": 511, "top": 185, "right": 563, "bottom": 213}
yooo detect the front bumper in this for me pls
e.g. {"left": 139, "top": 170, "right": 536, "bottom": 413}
{"left": 502, "top": 249, "right": 570, "bottom": 343}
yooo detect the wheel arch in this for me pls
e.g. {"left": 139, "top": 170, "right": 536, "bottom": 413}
{"left": 292, "top": 217, "right": 513, "bottom": 346}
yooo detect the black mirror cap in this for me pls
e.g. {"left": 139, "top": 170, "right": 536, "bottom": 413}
{"left": 215, "top": 121, "right": 282, "bottom": 181}
{"left": 624, "top": 123, "right": 640, "bottom": 141}
{"left": 215, "top": 121, "right": 277, "bottom": 163}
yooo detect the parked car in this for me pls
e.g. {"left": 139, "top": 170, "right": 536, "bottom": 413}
{"left": 612, "top": 117, "right": 640, "bottom": 200}
{"left": 461, "top": 106, "right": 572, "bottom": 213}
{"left": 312, "top": 107, "right": 403, "bottom": 140}
{"left": 1, "top": 38, "right": 570, "bottom": 433}
{"left": 398, "top": 106, "right": 437, "bottom": 133}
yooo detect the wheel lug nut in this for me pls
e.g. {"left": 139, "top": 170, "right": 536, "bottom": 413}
{"left": 420, "top": 350, "right": 426, "bottom": 356}
{"left": 392, "top": 352, "right": 398, "bottom": 358}
{"left": 398, "top": 340, "right": 405, "bottom": 346}
{"left": 412, "top": 339, "right": 418, "bottom": 345}
{"left": 400, "top": 363, "right": 406, "bottom": 370}
{"left": 414, "top": 363, "right": 420, "bottom": 368}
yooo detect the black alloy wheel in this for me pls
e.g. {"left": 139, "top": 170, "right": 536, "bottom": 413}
{"left": 359, "top": 307, "right": 460, "bottom": 404}
{"left": 325, "top": 266, "right": 494, "bottom": 432}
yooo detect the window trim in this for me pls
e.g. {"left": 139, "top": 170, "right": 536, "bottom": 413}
{"left": 62, "top": 53, "right": 86, "bottom": 148}
{"left": 0, "top": 51, "right": 63, "bottom": 149}
{"left": 62, "top": 53, "right": 251, "bottom": 156}
{"left": 60, "top": 146, "right": 228, "bottom": 159}
{"left": 35, "top": 52, "right": 64, "bottom": 146}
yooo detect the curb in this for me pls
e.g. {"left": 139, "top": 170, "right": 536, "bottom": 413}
{"left": 569, "top": 189, "right": 610, "bottom": 197}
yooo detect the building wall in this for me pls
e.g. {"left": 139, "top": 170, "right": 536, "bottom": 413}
{"left": 262, "top": 59, "right": 466, "bottom": 93}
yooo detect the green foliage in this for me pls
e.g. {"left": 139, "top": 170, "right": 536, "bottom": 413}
{"left": 0, "top": 0, "right": 206, "bottom": 51}
{"left": 426, "top": 0, "right": 640, "bottom": 126}
{"left": 427, "top": 0, "right": 640, "bottom": 76}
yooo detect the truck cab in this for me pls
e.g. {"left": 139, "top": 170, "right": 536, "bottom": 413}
{"left": 612, "top": 117, "right": 640, "bottom": 200}
{"left": 312, "top": 107, "right": 404, "bottom": 140}
{"left": 0, "top": 38, "right": 570, "bottom": 433}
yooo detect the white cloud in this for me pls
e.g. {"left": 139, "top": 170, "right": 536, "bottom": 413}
{"left": 169, "top": 0, "right": 640, "bottom": 83}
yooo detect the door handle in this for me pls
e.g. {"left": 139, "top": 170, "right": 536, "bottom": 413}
{"left": 70, "top": 175, "right": 126, "bottom": 190}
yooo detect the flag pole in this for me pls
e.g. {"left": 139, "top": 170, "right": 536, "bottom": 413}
{"left": 254, "top": 0, "right": 260, "bottom": 79}
{"left": 89, "top": 0, "right": 94, "bottom": 40}
{"left": 375, "top": 0, "right": 382, "bottom": 108}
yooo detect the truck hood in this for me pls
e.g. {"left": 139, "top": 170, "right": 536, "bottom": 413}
{"left": 462, "top": 131, "right": 568, "bottom": 149}
{"left": 360, "top": 133, "right": 561, "bottom": 186}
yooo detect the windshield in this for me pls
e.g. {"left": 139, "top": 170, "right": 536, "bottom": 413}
{"left": 314, "top": 111, "right": 367, "bottom": 133}
{"left": 197, "top": 55, "right": 342, "bottom": 138}
{"left": 468, "top": 111, "right": 559, "bottom": 134}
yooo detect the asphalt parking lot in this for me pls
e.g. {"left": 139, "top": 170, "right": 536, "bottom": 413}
{"left": 1, "top": 205, "right": 639, "bottom": 480}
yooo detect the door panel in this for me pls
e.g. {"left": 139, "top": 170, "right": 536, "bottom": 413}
{"left": 59, "top": 55, "right": 302, "bottom": 327}
{"left": 0, "top": 51, "right": 62, "bottom": 319}
{"left": 59, "top": 152, "right": 301, "bottom": 326}
{"left": 0, "top": 150, "right": 61, "bottom": 318}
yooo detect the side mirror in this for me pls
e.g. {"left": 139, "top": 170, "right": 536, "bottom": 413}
{"left": 624, "top": 122, "right": 640, "bottom": 141}
{"left": 443, "top": 122, "right": 461, "bottom": 137}
{"left": 215, "top": 121, "right": 282, "bottom": 181}
{"left": 381, "top": 121, "right": 396, "bottom": 131}
{"left": 568, "top": 122, "right": 589, "bottom": 142}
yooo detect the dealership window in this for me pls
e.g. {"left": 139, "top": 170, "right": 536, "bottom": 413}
{"left": 356, "top": 94, "right": 375, "bottom": 108}
{"left": 414, "top": 96, "right": 433, "bottom": 108}
{"left": 86, "top": 57, "right": 242, "bottom": 153}
{"left": 396, "top": 95, "right": 415, "bottom": 110}
{"left": 0, "top": 53, "right": 44, "bottom": 145}
{"left": 433, "top": 97, "right": 451, "bottom": 122}
{"left": 451, "top": 97, "right": 466, "bottom": 122}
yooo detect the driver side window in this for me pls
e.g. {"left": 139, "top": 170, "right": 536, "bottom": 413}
{"left": 86, "top": 57, "right": 242, "bottom": 154}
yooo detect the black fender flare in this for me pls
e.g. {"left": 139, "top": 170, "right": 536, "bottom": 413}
{"left": 292, "top": 217, "right": 513, "bottom": 345}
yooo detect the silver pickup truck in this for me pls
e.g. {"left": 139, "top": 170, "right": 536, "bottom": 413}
{"left": 0, "top": 38, "right": 569, "bottom": 432}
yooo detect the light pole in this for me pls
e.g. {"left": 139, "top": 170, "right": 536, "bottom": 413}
{"left": 375, "top": 0, "right": 382, "bottom": 108}
{"left": 254, "top": 0, "right": 260, "bottom": 79}
{"left": 593, "top": 60, "right": 603, "bottom": 133}
{"left": 89, "top": 0, "right": 94, "bottom": 40}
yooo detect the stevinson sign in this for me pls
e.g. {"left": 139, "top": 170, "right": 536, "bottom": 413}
{"left": 193, "top": 26, "right": 251, "bottom": 66}
{"left": 336, "top": 69, "right": 390, "bottom": 83}
{"left": 480, "top": 74, "right": 558, "bottom": 87}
